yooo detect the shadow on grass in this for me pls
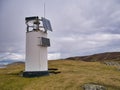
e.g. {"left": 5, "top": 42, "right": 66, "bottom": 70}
{"left": 48, "top": 68, "right": 61, "bottom": 74}
{"left": 7, "top": 68, "right": 61, "bottom": 76}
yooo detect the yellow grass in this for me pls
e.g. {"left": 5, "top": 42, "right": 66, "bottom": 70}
{"left": 0, "top": 60, "right": 120, "bottom": 90}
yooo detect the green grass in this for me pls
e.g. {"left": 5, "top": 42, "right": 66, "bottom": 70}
{"left": 0, "top": 60, "right": 120, "bottom": 90}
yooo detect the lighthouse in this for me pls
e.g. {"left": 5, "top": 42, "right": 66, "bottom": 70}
{"left": 23, "top": 16, "right": 52, "bottom": 77}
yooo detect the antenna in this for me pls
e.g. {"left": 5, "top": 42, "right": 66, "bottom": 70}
{"left": 44, "top": 2, "right": 46, "bottom": 18}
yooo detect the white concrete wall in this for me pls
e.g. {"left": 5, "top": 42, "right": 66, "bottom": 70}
{"left": 25, "top": 31, "right": 48, "bottom": 71}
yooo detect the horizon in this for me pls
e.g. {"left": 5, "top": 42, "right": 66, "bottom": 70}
{"left": 0, "top": 51, "right": 120, "bottom": 62}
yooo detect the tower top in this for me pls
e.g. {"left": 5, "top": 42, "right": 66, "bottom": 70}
{"left": 25, "top": 16, "right": 52, "bottom": 33}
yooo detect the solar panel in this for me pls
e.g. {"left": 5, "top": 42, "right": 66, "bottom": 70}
{"left": 41, "top": 17, "right": 52, "bottom": 31}
{"left": 41, "top": 37, "right": 50, "bottom": 47}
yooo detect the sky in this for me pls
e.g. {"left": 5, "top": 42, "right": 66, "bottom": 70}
{"left": 0, "top": 0, "right": 120, "bottom": 60}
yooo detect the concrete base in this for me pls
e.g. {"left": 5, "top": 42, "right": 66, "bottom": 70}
{"left": 23, "top": 71, "right": 49, "bottom": 77}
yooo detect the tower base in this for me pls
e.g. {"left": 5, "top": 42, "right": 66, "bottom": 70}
{"left": 23, "top": 71, "right": 49, "bottom": 77}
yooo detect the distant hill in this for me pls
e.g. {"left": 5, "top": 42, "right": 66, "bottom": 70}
{"left": 7, "top": 61, "right": 25, "bottom": 66}
{"left": 66, "top": 52, "right": 120, "bottom": 62}
{"left": 0, "top": 59, "right": 18, "bottom": 65}
{"left": 0, "top": 59, "right": 24, "bottom": 67}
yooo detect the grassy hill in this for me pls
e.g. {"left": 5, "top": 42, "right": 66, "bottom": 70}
{"left": 66, "top": 52, "right": 120, "bottom": 62}
{"left": 0, "top": 59, "right": 120, "bottom": 90}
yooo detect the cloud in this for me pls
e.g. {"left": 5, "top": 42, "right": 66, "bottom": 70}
{"left": 48, "top": 0, "right": 120, "bottom": 57}
{"left": 48, "top": 53, "right": 61, "bottom": 60}
{"left": 0, "top": 52, "right": 25, "bottom": 61}
{"left": 0, "top": 0, "right": 120, "bottom": 60}
{"left": 49, "top": 33, "right": 120, "bottom": 58}
{"left": 6, "top": 53, "right": 25, "bottom": 60}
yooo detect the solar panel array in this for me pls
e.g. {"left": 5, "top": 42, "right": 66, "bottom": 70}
{"left": 41, "top": 17, "right": 52, "bottom": 32}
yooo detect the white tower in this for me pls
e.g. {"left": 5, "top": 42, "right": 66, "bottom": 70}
{"left": 23, "top": 16, "right": 52, "bottom": 77}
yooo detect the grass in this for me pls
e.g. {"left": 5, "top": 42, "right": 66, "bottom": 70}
{"left": 0, "top": 60, "right": 120, "bottom": 90}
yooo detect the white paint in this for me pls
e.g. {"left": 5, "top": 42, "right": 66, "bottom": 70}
{"left": 25, "top": 31, "right": 48, "bottom": 71}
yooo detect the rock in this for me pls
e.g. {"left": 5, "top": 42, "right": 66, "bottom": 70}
{"left": 83, "top": 84, "right": 106, "bottom": 90}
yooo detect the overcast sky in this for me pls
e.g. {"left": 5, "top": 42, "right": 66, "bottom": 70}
{"left": 0, "top": 0, "right": 120, "bottom": 60}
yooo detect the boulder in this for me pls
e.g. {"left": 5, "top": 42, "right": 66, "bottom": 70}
{"left": 83, "top": 84, "right": 106, "bottom": 90}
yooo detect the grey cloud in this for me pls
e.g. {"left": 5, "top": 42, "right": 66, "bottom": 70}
{"left": 1, "top": 0, "right": 120, "bottom": 59}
